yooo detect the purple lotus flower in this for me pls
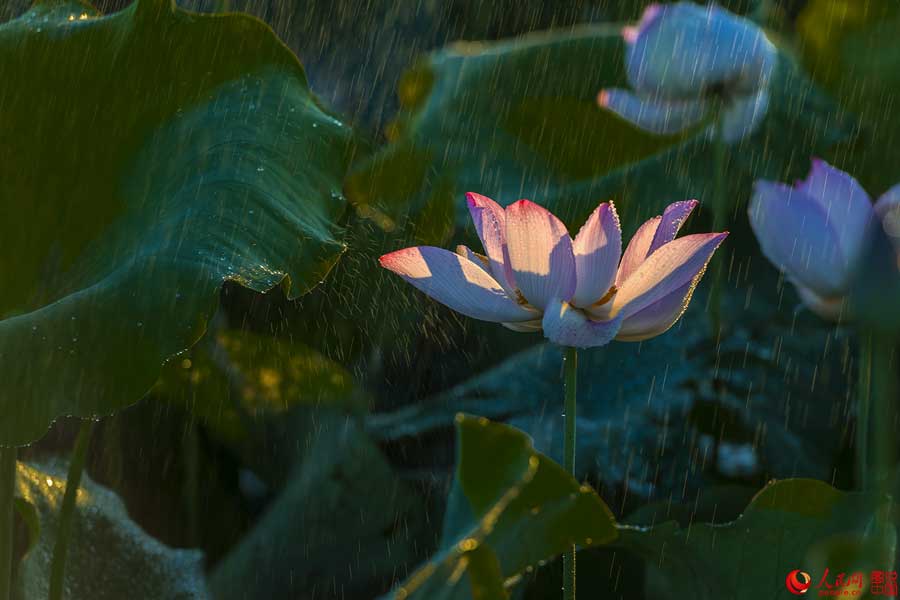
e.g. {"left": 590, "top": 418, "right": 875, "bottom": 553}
{"left": 598, "top": 2, "right": 776, "bottom": 143}
{"left": 380, "top": 193, "right": 727, "bottom": 348}
{"left": 749, "top": 159, "right": 900, "bottom": 320}
{"left": 876, "top": 184, "right": 900, "bottom": 244}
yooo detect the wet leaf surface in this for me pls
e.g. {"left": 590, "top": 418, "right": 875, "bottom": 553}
{"left": 0, "top": 0, "right": 357, "bottom": 446}
{"left": 14, "top": 460, "right": 208, "bottom": 599}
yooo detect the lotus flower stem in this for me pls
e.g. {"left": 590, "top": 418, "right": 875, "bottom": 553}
{"left": 563, "top": 346, "right": 578, "bottom": 600}
{"left": 856, "top": 333, "right": 897, "bottom": 561}
{"left": 856, "top": 332, "right": 896, "bottom": 495}
{"left": 0, "top": 448, "right": 15, "bottom": 600}
{"left": 709, "top": 119, "right": 728, "bottom": 336}
{"left": 857, "top": 334, "right": 872, "bottom": 490}
{"left": 872, "top": 338, "right": 896, "bottom": 488}
{"left": 48, "top": 420, "right": 94, "bottom": 600}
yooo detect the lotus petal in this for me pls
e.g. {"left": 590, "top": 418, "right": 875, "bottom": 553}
{"left": 625, "top": 2, "right": 776, "bottom": 99}
{"left": 598, "top": 89, "right": 707, "bottom": 135}
{"left": 615, "top": 280, "right": 692, "bottom": 341}
{"left": 749, "top": 180, "right": 849, "bottom": 296}
{"left": 541, "top": 299, "right": 623, "bottom": 349}
{"left": 505, "top": 200, "right": 577, "bottom": 310}
{"left": 456, "top": 244, "right": 490, "bottom": 274}
{"left": 571, "top": 202, "right": 621, "bottom": 308}
{"left": 617, "top": 216, "right": 662, "bottom": 287}
{"left": 611, "top": 232, "right": 728, "bottom": 319}
{"left": 876, "top": 183, "right": 900, "bottom": 242}
{"left": 649, "top": 200, "right": 699, "bottom": 254}
{"left": 379, "top": 246, "right": 535, "bottom": 322}
{"left": 797, "top": 159, "right": 874, "bottom": 265}
{"left": 795, "top": 283, "right": 846, "bottom": 321}
{"left": 466, "top": 192, "right": 516, "bottom": 293}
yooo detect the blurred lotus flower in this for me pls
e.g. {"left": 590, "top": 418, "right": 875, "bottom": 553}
{"left": 380, "top": 193, "right": 727, "bottom": 348}
{"left": 598, "top": 2, "right": 777, "bottom": 143}
{"left": 748, "top": 159, "right": 900, "bottom": 320}
{"left": 875, "top": 183, "right": 900, "bottom": 241}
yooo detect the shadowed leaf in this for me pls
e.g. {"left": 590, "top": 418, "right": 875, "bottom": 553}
{"left": 348, "top": 23, "right": 851, "bottom": 244}
{"left": 0, "top": 0, "right": 356, "bottom": 446}
{"left": 15, "top": 460, "right": 208, "bottom": 599}
{"left": 384, "top": 414, "right": 617, "bottom": 600}
{"left": 620, "top": 479, "right": 895, "bottom": 599}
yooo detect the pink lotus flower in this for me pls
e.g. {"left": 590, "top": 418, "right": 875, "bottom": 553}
{"left": 598, "top": 2, "right": 776, "bottom": 143}
{"left": 749, "top": 159, "right": 900, "bottom": 320}
{"left": 380, "top": 193, "right": 727, "bottom": 348}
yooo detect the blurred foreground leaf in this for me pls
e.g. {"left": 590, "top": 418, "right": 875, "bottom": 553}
{"left": 382, "top": 416, "right": 885, "bottom": 600}
{"left": 0, "top": 0, "right": 356, "bottom": 446}
{"left": 210, "top": 412, "right": 428, "bottom": 599}
{"left": 15, "top": 460, "right": 207, "bottom": 599}
{"left": 798, "top": 0, "right": 900, "bottom": 192}
{"left": 383, "top": 414, "right": 617, "bottom": 600}
{"left": 620, "top": 479, "right": 895, "bottom": 599}
{"left": 156, "top": 328, "right": 367, "bottom": 482}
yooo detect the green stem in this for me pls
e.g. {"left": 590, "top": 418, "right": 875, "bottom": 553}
{"left": 0, "top": 448, "right": 16, "bottom": 600}
{"left": 709, "top": 119, "right": 728, "bottom": 336}
{"left": 858, "top": 333, "right": 897, "bottom": 554}
{"left": 563, "top": 347, "right": 578, "bottom": 600}
{"left": 871, "top": 335, "right": 895, "bottom": 495}
{"left": 857, "top": 333, "right": 873, "bottom": 491}
{"left": 48, "top": 420, "right": 94, "bottom": 600}
{"left": 856, "top": 333, "right": 896, "bottom": 490}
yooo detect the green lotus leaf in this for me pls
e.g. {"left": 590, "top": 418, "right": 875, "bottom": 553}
{"left": 620, "top": 479, "right": 894, "bottom": 599}
{"left": 347, "top": 22, "right": 850, "bottom": 244}
{"left": 0, "top": 0, "right": 356, "bottom": 445}
{"left": 518, "top": 479, "right": 893, "bottom": 598}
{"left": 14, "top": 460, "right": 208, "bottom": 599}
{"left": 798, "top": 0, "right": 900, "bottom": 192}
{"left": 210, "top": 411, "right": 428, "bottom": 599}
{"left": 385, "top": 414, "right": 617, "bottom": 600}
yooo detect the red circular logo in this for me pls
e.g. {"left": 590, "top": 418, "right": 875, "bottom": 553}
{"left": 786, "top": 570, "right": 812, "bottom": 595}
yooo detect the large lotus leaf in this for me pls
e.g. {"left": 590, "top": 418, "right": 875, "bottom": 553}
{"left": 0, "top": 0, "right": 356, "bottom": 446}
{"left": 210, "top": 411, "right": 429, "bottom": 600}
{"left": 346, "top": 22, "right": 851, "bottom": 244}
{"left": 797, "top": 0, "right": 900, "bottom": 192}
{"left": 512, "top": 479, "right": 894, "bottom": 598}
{"left": 618, "top": 479, "right": 895, "bottom": 600}
{"left": 383, "top": 415, "right": 617, "bottom": 600}
{"left": 184, "top": 0, "right": 761, "bottom": 135}
{"left": 14, "top": 460, "right": 208, "bottom": 599}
